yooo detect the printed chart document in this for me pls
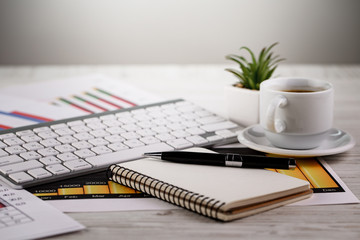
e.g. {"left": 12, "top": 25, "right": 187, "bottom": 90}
{"left": 0, "top": 74, "right": 163, "bottom": 114}
{"left": 214, "top": 145, "right": 359, "bottom": 206}
{"left": 0, "top": 181, "right": 85, "bottom": 240}
{"left": 0, "top": 95, "right": 83, "bottom": 130}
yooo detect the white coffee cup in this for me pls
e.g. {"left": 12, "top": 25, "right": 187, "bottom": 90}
{"left": 259, "top": 78, "right": 334, "bottom": 149}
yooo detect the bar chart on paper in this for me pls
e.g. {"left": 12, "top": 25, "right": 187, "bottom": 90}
{"left": 0, "top": 95, "right": 84, "bottom": 130}
{"left": 26, "top": 171, "right": 148, "bottom": 200}
{"left": 0, "top": 75, "right": 163, "bottom": 115}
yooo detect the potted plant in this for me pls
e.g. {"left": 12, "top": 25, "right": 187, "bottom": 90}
{"left": 224, "top": 42, "right": 284, "bottom": 126}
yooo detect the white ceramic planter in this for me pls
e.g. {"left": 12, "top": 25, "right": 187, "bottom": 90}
{"left": 225, "top": 85, "right": 260, "bottom": 127}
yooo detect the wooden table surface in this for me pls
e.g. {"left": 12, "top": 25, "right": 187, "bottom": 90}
{"left": 0, "top": 64, "right": 359, "bottom": 239}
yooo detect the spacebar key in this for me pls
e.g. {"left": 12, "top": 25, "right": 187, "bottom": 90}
{"left": 85, "top": 142, "right": 174, "bottom": 167}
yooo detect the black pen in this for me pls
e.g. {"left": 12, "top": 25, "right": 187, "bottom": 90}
{"left": 143, "top": 151, "right": 296, "bottom": 170}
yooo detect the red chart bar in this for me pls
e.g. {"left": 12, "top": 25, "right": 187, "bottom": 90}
{"left": 84, "top": 92, "right": 123, "bottom": 109}
{"left": 11, "top": 111, "right": 53, "bottom": 122}
{"left": 73, "top": 95, "right": 108, "bottom": 111}
{"left": 0, "top": 124, "right": 12, "bottom": 130}
{"left": 94, "top": 88, "right": 136, "bottom": 107}
{"left": 58, "top": 98, "right": 94, "bottom": 114}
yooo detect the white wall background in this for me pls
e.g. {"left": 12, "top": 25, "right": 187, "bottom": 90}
{"left": 0, "top": 0, "right": 359, "bottom": 65}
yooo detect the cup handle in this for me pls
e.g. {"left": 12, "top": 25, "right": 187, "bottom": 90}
{"left": 266, "top": 95, "right": 288, "bottom": 133}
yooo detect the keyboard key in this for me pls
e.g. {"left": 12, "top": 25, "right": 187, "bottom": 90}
{"left": 21, "top": 135, "right": 42, "bottom": 143}
{"left": 38, "top": 147, "right": 59, "bottom": 157}
{"left": 0, "top": 133, "right": 16, "bottom": 140}
{"left": 54, "top": 144, "right": 76, "bottom": 153}
{"left": 105, "top": 126, "right": 126, "bottom": 135}
{"left": 91, "top": 146, "right": 113, "bottom": 155}
{"left": 19, "top": 151, "right": 42, "bottom": 160}
{"left": 23, "top": 142, "right": 45, "bottom": 151}
{"left": 0, "top": 155, "right": 23, "bottom": 166}
{"left": 0, "top": 160, "right": 43, "bottom": 175}
{"left": 104, "top": 135, "right": 125, "bottom": 143}
{"left": 0, "top": 149, "right": 9, "bottom": 157}
{"left": 88, "top": 138, "right": 109, "bottom": 146}
{"left": 166, "top": 138, "right": 193, "bottom": 149}
{"left": 136, "top": 129, "right": 156, "bottom": 137}
{"left": 121, "top": 132, "right": 141, "bottom": 140}
{"left": 50, "top": 123, "right": 68, "bottom": 129}
{"left": 74, "top": 149, "right": 96, "bottom": 158}
{"left": 140, "top": 136, "right": 160, "bottom": 145}
{"left": 215, "top": 129, "right": 238, "bottom": 138}
{"left": 186, "top": 127, "right": 205, "bottom": 135}
{"left": 123, "top": 139, "right": 144, "bottom": 148}
{"left": 87, "top": 122, "right": 106, "bottom": 130}
{"left": 206, "top": 135, "right": 223, "bottom": 142}
{"left": 38, "top": 131, "right": 59, "bottom": 139}
{"left": 57, "top": 135, "right": 77, "bottom": 144}
{"left": 54, "top": 128, "right": 75, "bottom": 136}
{"left": 155, "top": 133, "right": 175, "bottom": 141}
{"left": 107, "top": 143, "right": 129, "bottom": 151}
{"left": 71, "top": 125, "right": 91, "bottom": 133}
{"left": 33, "top": 127, "right": 51, "bottom": 133}
{"left": 16, "top": 130, "right": 34, "bottom": 136}
{"left": 89, "top": 129, "right": 109, "bottom": 138}
{"left": 27, "top": 168, "right": 52, "bottom": 179}
{"left": 170, "top": 130, "right": 190, "bottom": 138}
{"left": 5, "top": 146, "right": 27, "bottom": 155}
{"left": 64, "top": 159, "right": 92, "bottom": 171}
{"left": 72, "top": 141, "right": 93, "bottom": 150}
{"left": 67, "top": 120, "right": 84, "bottom": 126}
{"left": 46, "top": 164, "right": 70, "bottom": 175}
{"left": 39, "top": 138, "right": 61, "bottom": 148}
{"left": 9, "top": 172, "right": 33, "bottom": 183}
{"left": 57, "top": 153, "right": 79, "bottom": 161}
{"left": 3, "top": 137, "right": 25, "bottom": 146}
{"left": 73, "top": 132, "right": 94, "bottom": 141}
{"left": 201, "top": 121, "right": 238, "bottom": 132}
{"left": 186, "top": 135, "right": 208, "bottom": 145}
{"left": 85, "top": 142, "right": 174, "bottom": 167}
{"left": 39, "top": 156, "right": 61, "bottom": 165}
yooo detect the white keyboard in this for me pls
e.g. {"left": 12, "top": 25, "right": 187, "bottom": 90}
{"left": 0, "top": 99, "right": 242, "bottom": 189}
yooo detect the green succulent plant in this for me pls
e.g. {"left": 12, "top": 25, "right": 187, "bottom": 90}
{"left": 225, "top": 42, "right": 285, "bottom": 90}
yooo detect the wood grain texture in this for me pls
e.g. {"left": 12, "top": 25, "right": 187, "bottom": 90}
{"left": 0, "top": 64, "right": 359, "bottom": 239}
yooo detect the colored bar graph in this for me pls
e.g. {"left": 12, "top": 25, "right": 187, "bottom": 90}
{"left": 33, "top": 192, "right": 58, "bottom": 197}
{"left": 58, "top": 188, "right": 84, "bottom": 195}
{"left": 83, "top": 185, "right": 110, "bottom": 194}
{"left": 108, "top": 181, "right": 136, "bottom": 194}
{"left": 11, "top": 111, "right": 53, "bottom": 122}
{"left": 296, "top": 158, "right": 339, "bottom": 189}
{"left": 58, "top": 98, "right": 94, "bottom": 114}
{"left": 84, "top": 92, "right": 123, "bottom": 109}
{"left": 73, "top": 95, "right": 108, "bottom": 111}
{"left": 0, "top": 111, "right": 50, "bottom": 123}
{"left": 0, "top": 124, "right": 11, "bottom": 130}
{"left": 94, "top": 88, "right": 136, "bottom": 107}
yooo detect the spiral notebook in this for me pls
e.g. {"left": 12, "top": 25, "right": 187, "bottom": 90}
{"left": 107, "top": 148, "right": 312, "bottom": 221}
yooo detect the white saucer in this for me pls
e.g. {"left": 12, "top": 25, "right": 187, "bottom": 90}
{"left": 238, "top": 125, "right": 356, "bottom": 157}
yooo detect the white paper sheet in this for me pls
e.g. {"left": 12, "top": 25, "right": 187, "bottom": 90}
{"left": 291, "top": 158, "right": 360, "bottom": 206}
{"left": 49, "top": 198, "right": 177, "bottom": 213}
{"left": 0, "top": 75, "right": 163, "bottom": 114}
{"left": 215, "top": 144, "right": 359, "bottom": 206}
{"left": 0, "top": 181, "right": 85, "bottom": 240}
{"left": 0, "top": 94, "right": 84, "bottom": 129}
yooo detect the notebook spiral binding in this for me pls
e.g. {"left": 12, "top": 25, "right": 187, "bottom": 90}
{"left": 107, "top": 164, "right": 226, "bottom": 220}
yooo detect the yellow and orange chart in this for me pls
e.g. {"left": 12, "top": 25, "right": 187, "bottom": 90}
{"left": 27, "top": 157, "right": 343, "bottom": 200}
